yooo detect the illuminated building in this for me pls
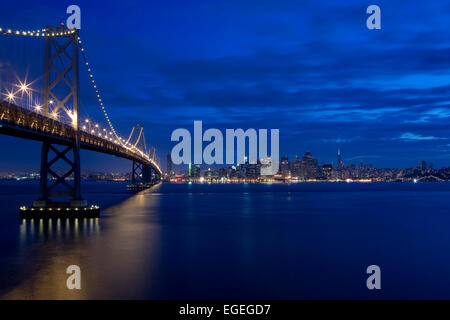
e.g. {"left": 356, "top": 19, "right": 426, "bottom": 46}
{"left": 321, "top": 163, "right": 333, "bottom": 180}
{"left": 167, "top": 153, "right": 173, "bottom": 176}
{"left": 291, "top": 156, "right": 301, "bottom": 177}
{"left": 280, "top": 156, "right": 290, "bottom": 177}
{"left": 337, "top": 148, "right": 342, "bottom": 168}
{"left": 299, "top": 152, "right": 319, "bottom": 180}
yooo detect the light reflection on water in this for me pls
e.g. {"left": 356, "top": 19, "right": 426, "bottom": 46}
{"left": 2, "top": 187, "right": 161, "bottom": 299}
{"left": 19, "top": 218, "right": 100, "bottom": 243}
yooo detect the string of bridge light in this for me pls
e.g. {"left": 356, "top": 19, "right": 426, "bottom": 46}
{"left": 0, "top": 30, "right": 132, "bottom": 149}
{"left": 77, "top": 37, "right": 144, "bottom": 154}
{"left": 0, "top": 27, "right": 76, "bottom": 37}
{"left": 0, "top": 26, "right": 160, "bottom": 171}
{"left": 77, "top": 35, "right": 159, "bottom": 167}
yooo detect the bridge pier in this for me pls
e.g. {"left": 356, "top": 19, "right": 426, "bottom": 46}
{"left": 19, "top": 26, "right": 99, "bottom": 219}
{"left": 132, "top": 161, "right": 153, "bottom": 184}
{"left": 127, "top": 161, "right": 160, "bottom": 190}
{"left": 20, "top": 139, "right": 99, "bottom": 219}
{"left": 33, "top": 140, "right": 85, "bottom": 207}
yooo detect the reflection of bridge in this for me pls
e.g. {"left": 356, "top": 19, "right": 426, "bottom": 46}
{"left": 0, "top": 26, "right": 162, "bottom": 216}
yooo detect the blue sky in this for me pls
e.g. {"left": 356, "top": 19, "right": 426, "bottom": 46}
{"left": 1, "top": 0, "right": 450, "bottom": 171}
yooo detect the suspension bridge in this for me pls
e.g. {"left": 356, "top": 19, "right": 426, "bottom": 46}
{"left": 0, "top": 26, "right": 162, "bottom": 217}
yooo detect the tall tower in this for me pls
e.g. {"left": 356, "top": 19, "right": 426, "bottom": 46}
{"left": 166, "top": 153, "right": 172, "bottom": 175}
{"left": 36, "top": 26, "right": 85, "bottom": 207}
{"left": 337, "top": 148, "right": 342, "bottom": 168}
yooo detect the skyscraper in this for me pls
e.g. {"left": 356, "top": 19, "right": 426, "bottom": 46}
{"left": 166, "top": 153, "right": 172, "bottom": 175}
{"left": 291, "top": 156, "right": 301, "bottom": 177}
{"left": 280, "top": 156, "right": 290, "bottom": 177}
{"left": 337, "top": 148, "right": 342, "bottom": 168}
{"left": 299, "top": 151, "right": 319, "bottom": 180}
{"left": 321, "top": 163, "right": 333, "bottom": 180}
{"left": 194, "top": 165, "right": 201, "bottom": 178}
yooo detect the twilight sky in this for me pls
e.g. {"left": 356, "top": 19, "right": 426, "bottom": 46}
{"left": 1, "top": 0, "right": 450, "bottom": 172}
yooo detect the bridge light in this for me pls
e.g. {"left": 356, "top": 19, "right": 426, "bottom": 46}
{"left": 19, "top": 83, "right": 29, "bottom": 93}
{"left": 35, "top": 105, "right": 42, "bottom": 112}
{"left": 51, "top": 112, "right": 58, "bottom": 119}
{"left": 69, "top": 112, "right": 77, "bottom": 126}
{"left": 85, "top": 119, "right": 89, "bottom": 123}
{"left": 4, "top": 91, "right": 16, "bottom": 102}
{"left": 49, "top": 99, "right": 54, "bottom": 104}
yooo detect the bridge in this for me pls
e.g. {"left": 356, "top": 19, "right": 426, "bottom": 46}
{"left": 0, "top": 26, "right": 162, "bottom": 217}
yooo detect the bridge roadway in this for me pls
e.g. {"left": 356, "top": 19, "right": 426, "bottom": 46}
{"left": 0, "top": 100, "right": 162, "bottom": 175}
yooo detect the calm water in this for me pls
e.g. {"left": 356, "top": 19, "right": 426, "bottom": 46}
{"left": 0, "top": 181, "right": 450, "bottom": 299}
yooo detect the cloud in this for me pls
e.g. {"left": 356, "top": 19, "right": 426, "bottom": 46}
{"left": 322, "top": 136, "right": 360, "bottom": 143}
{"left": 397, "top": 132, "right": 447, "bottom": 141}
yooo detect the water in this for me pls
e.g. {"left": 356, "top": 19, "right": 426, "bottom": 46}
{"left": 0, "top": 181, "right": 450, "bottom": 299}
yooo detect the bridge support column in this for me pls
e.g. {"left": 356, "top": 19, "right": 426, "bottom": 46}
{"left": 21, "top": 139, "right": 99, "bottom": 218}
{"left": 131, "top": 161, "right": 151, "bottom": 184}
{"left": 18, "top": 26, "right": 100, "bottom": 218}
{"left": 33, "top": 141, "right": 86, "bottom": 208}
{"left": 127, "top": 161, "right": 160, "bottom": 190}
{"left": 143, "top": 164, "right": 151, "bottom": 183}
{"left": 132, "top": 161, "right": 143, "bottom": 185}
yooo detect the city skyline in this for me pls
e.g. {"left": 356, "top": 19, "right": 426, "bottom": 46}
{"left": 163, "top": 149, "right": 447, "bottom": 183}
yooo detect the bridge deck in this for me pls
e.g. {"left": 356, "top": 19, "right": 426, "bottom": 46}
{"left": 0, "top": 101, "right": 161, "bottom": 174}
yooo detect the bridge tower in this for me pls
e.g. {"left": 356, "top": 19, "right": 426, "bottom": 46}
{"left": 127, "top": 125, "right": 153, "bottom": 185}
{"left": 34, "top": 26, "right": 86, "bottom": 208}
